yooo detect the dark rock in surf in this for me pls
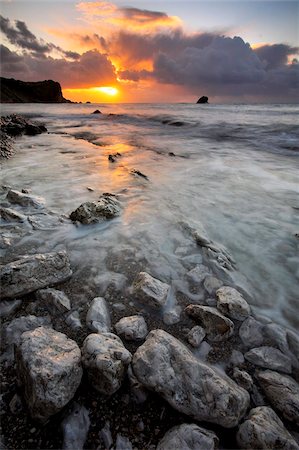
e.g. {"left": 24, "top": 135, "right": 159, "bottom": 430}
{"left": 197, "top": 96, "right": 209, "bottom": 104}
{"left": 70, "top": 194, "right": 121, "bottom": 224}
{"left": 92, "top": 110, "right": 101, "bottom": 114}
{"left": 131, "top": 169, "right": 149, "bottom": 180}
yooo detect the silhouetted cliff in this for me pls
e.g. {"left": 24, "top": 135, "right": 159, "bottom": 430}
{"left": 0, "top": 78, "right": 71, "bottom": 103}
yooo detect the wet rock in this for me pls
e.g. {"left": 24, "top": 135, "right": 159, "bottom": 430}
{"left": 245, "top": 346, "right": 292, "bottom": 374}
{"left": 3, "top": 315, "right": 51, "bottom": 363}
{"left": 0, "top": 132, "right": 14, "bottom": 158}
{"left": 115, "top": 315, "right": 148, "bottom": 341}
{"left": 157, "top": 423, "right": 219, "bottom": 450}
{"left": 82, "top": 333, "right": 132, "bottom": 395}
{"left": 163, "top": 306, "right": 181, "bottom": 325}
{"left": 239, "top": 316, "right": 264, "bottom": 348}
{"left": 0, "top": 206, "right": 27, "bottom": 223}
{"left": 62, "top": 403, "right": 90, "bottom": 450}
{"left": 185, "top": 305, "right": 234, "bottom": 341}
{"left": 257, "top": 370, "right": 299, "bottom": 425}
{"left": 203, "top": 276, "right": 223, "bottom": 295}
{"left": 263, "top": 322, "right": 289, "bottom": 353}
{"left": 115, "top": 434, "right": 133, "bottom": 450}
{"left": 216, "top": 286, "right": 250, "bottom": 321}
{"left": 287, "top": 330, "right": 299, "bottom": 360}
{"left": 0, "top": 250, "right": 72, "bottom": 299}
{"left": 92, "top": 110, "right": 101, "bottom": 114}
{"left": 132, "top": 329, "right": 249, "bottom": 428}
{"left": 7, "top": 189, "right": 45, "bottom": 209}
{"left": 15, "top": 326, "right": 82, "bottom": 422}
{"left": 70, "top": 194, "right": 121, "bottom": 224}
{"left": 0, "top": 299, "right": 22, "bottom": 317}
{"left": 133, "top": 272, "right": 169, "bottom": 309}
{"left": 233, "top": 368, "right": 253, "bottom": 391}
{"left": 1, "top": 115, "right": 47, "bottom": 137}
{"left": 36, "top": 288, "right": 71, "bottom": 314}
{"left": 100, "top": 421, "right": 113, "bottom": 449}
{"left": 236, "top": 406, "right": 299, "bottom": 450}
{"left": 86, "top": 297, "right": 111, "bottom": 333}
{"left": 127, "top": 365, "right": 148, "bottom": 404}
{"left": 187, "top": 326, "right": 206, "bottom": 348}
{"left": 186, "top": 264, "right": 210, "bottom": 284}
{"left": 230, "top": 350, "right": 245, "bottom": 367}
{"left": 197, "top": 96, "right": 209, "bottom": 104}
{"left": 131, "top": 169, "right": 149, "bottom": 180}
{"left": 65, "top": 311, "right": 82, "bottom": 329}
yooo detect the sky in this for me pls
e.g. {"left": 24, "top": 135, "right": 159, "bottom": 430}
{"left": 0, "top": 0, "right": 298, "bottom": 102}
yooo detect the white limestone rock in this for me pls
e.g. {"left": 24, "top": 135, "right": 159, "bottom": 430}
{"left": 0, "top": 251, "right": 72, "bottom": 299}
{"left": 15, "top": 327, "right": 82, "bottom": 422}
{"left": 82, "top": 333, "right": 131, "bottom": 395}
{"left": 237, "top": 406, "right": 299, "bottom": 450}
{"left": 132, "top": 329, "right": 249, "bottom": 428}
{"left": 185, "top": 304, "right": 234, "bottom": 341}
{"left": 216, "top": 286, "right": 250, "bottom": 321}
{"left": 115, "top": 315, "right": 148, "bottom": 341}
{"left": 86, "top": 297, "right": 111, "bottom": 333}
{"left": 157, "top": 423, "right": 219, "bottom": 450}
{"left": 133, "top": 272, "right": 169, "bottom": 309}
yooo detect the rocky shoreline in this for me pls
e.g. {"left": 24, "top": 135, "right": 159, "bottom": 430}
{"left": 1, "top": 127, "right": 299, "bottom": 449}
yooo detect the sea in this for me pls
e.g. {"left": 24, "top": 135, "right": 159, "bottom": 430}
{"left": 1, "top": 103, "right": 299, "bottom": 329}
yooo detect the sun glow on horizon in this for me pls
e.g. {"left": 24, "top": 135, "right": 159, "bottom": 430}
{"left": 95, "top": 86, "right": 118, "bottom": 96}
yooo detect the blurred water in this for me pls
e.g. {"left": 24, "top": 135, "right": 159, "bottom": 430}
{"left": 1, "top": 103, "right": 299, "bottom": 328}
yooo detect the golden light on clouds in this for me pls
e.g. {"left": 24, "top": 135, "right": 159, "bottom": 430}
{"left": 95, "top": 86, "right": 118, "bottom": 95}
{"left": 64, "top": 86, "right": 120, "bottom": 102}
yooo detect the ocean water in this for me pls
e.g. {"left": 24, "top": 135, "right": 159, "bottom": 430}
{"left": 1, "top": 103, "right": 299, "bottom": 328}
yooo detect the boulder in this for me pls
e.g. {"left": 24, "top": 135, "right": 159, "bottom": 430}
{"left": 15, "top": 327, "right": 82, "bottom": 422}
{"left": 239, "top": 316, "right": 264, "bottom": 348}
{"left": 132, "top": 329, "right": 249, "bottom": 428}
{"left": 7, "top": 189, "right": 45, "bottom": 208}
{"left": 185, "top": 305, "right": 234, "bottom": 341}
{"left": 163, "top": 306, "right": 181, "bottom": 325}
{"left": 216, "top": 286, "right": 250, "bottom": 321}
{"left": 65, "top": 311, "right": 82, "bottom": 330}
{"left": 257, "top": 370, "right": 299, "bottom": 425}
{"left": 133, "top": 272, "right": 169, "bottom": 309}
{"left": 62, "top": 403, "right": 90, "bottom": 450}
{"left": 0, "top": 250, "right": 72, "bottom": 299}
{"left": 187, "top": 326, "right": 206, "bottom": 348}
{"left": 233, "top": 368, "right": 253, "bottom": 391}
{"left": 92, "top": 110, "right": 101, "bottom": 114}
{"left": 186, "top": 265, "right": 210, "bottom": 284}
{"left": 263, "top": 322, "right": 289, "bottom": 353}
{"left": 245, "top": 346, "right": 292, "bottom": 374}
{"left": 115, "top": 315, "right": 148, "bottom": 341}
{"left": 157, "top": 424, "right": 219, "bottom": 450}
{"left": 70, "top": 194, "right": 121, "bottom": 224}
{"left": 197, "top": 96, "right": 209, "bottom": 104}
{"left": 36, "top": 288, "right": 71, "bottom": 314}
{"left": 82, "top": 333, "right": 132, "bottom": 395}
{"left": 86, "top": 297, "right": 111, "bottom": 333}
{"left": 237, "top": 406, "right": 299, "bottom": 450}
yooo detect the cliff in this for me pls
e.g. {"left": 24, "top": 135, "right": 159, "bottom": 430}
{"left": 0, "top": 77, "right": 71, "bottom": 103}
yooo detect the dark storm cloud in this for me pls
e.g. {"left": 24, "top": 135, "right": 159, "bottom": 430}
{"left": 0, "top": 15, "right": 80, "bottom": 59}
{"left": 254, "top": 43, "right": 299, "bottom": 69}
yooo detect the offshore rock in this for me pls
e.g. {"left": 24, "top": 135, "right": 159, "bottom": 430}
{"left": 36, "top": 288, "right": 71, "bottom": 314}
{"left": 257, "top": 370, "right": 299, "bottom": 425}
{"left": 0, "top": 250, "right": 72, "bottom": 299}
{"left": 62, "top": 403, "right": 90, "bottom": 450}
{"left": 197, "top": 96, "right": 209, "bottom": 104}
{"left": 185, "top": 305, "right": 234, "bottom": 341}
{"left": 245, "top": 346, "right": 292, "bottom": 374}
{"left": 70, "top": 194, "right": 121, "bottom": 224}
{"left": 7, "top": 189, "right": 45, "bottom": 208}
{"left": 133, "top": 272, "right": 169, "bottom": 309}
{"left": 132, "top": 329, "right": 249, "bottom": 427}
{"left": 237, "top": 406, "right": 299, "bottom": 450}
{"left": 15, "top": 327, "right": 82, "bottom": 422}
{"left": 157, "top": 423, "right": 219, "bottom": 450}
{"left": 82, "top": 333, "right": 132, "bottom": 395}
{"left": 115, "top": 315, "right": 148, "bottom": 341}
{"left": 86, "top": 297, "right": 111, "bottom": 333}
{"left": 216, "top": 286, "right": 250, "bottom": 321}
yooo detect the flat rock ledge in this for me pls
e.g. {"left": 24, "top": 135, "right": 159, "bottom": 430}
{"left": 0, "top": 250, "right": 72, "bottom": 299}
{"left": 132, "top": 329, "right": 249, "bottom": 428}
{"left": 133, "top": 272, "right": 169, "bottom": 309}
{"left": 185, "top": 304, "right": 234, "bottom": 341}
{"left": 237, "top": 406, "right": 299, "bottom": 450}
{"left": 70, "top": 194, "right": 121, "bottom": 224}
{"left": 157, "top": 423, "right": 219, "bottom": 450}
{"left": 15, "top": 326, "right": 82, "bottom": 422}
{"left": 82, "top": 333, "right": 132, "bottom": 395}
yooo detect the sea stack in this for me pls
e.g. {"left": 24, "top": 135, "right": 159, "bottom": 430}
{"left": 197, "top": 96, "right": 209, "bottom": 104}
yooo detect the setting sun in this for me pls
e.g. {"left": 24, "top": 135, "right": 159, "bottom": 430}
{"left": 95, "top": 87, "right": 118, "bottom": 96}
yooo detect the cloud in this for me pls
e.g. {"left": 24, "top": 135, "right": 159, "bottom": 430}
{"left": 1, "top": 45, "right": 117, "bottom": 88}
{"left": 254, "top": 43, "right": 299, "bottom": 69}
{"left": 76, "top": 1, "right": 181, "bottom": 32}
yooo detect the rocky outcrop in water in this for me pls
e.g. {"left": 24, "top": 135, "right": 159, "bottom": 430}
{"left": 0, "top": 77, "right": 70, "bottom": 103}
{"left": 197, "top": 96, "right": 209, "bottom": 104}
{"left": 70, "top": 194, "right": 121, "bottom": 224}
